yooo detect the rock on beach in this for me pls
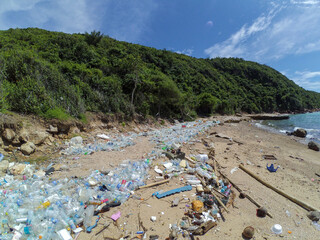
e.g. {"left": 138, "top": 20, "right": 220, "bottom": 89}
{"left": 21, "top": 142, "right": 36, "bottom": 155}
{"left": 308, "top": 141, "right": 320, "bottom": 151}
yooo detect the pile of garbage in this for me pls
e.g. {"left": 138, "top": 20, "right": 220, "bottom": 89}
{"left": 151, "top": 148, "right": 235, "bottom": 239}
{"left": 0, "top": 119, "right": 219, "bottom": 239}
{"left": 0, "top": 158, "right": 153, "bottom": 239}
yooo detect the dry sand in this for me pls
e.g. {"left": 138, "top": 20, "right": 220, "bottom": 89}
{"left": 55, "top": 117, "right": 319, "bottom": 240}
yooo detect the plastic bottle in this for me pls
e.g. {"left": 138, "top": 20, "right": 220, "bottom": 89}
{"left": 37, "top": 200, "right": 50, "bottom": 209}
{"left": 196, "top": 167, "right": 212, "bottom": 180}
{"left": 12, "top": 231, "right": 22, "bottom": 240}
{"left": 195, "top": 154, "right": 208, "bottom": 163}
{"left": 68, "top": 219, "right": 76, "bottom": 230}
{"left": 285, "top": 210, "right": 291, "bottom": 217}
{"left": 131, "top": 194, "right": 144, "bottom": 200}
{"left": 312, "top": 221, "right": 320, "bottom": 231}
{"left": 83, "top": 205, "right": 94, "bottom": 229}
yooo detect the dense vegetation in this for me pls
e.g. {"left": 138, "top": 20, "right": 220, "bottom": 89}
{"left": 0, "top": 28, "right": 319, "bottom": 120}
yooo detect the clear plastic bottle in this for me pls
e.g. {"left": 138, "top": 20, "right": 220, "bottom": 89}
{"left": 196, "top": 167, "right": 212, "bottom": 180}
{"left": 312, "top": 221, "right": 320, "bottom": 231}
{"left": 45, "top": 220, "right": 57, "bottom": 240}
{"left": 83, "top": 205, "right": 94, "bottom": 229}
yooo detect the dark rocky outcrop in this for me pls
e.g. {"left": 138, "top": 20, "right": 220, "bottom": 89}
{"left": 250, "top": 114, "right": 289, "bottom": 120}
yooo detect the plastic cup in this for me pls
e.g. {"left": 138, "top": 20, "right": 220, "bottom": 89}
{"left": 271, "top": 224, "right": 283, "bottom": 234}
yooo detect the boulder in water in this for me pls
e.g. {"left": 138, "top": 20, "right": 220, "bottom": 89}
{"left": 293, "top": 128, "right": 307, "bottom": 138}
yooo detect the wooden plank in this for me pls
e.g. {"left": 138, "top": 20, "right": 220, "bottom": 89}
{"left": 239, "top": 164, "right": 319, "bottom": 212}
{"left": 138, "top": 179, "right": 169, "bottom": 189}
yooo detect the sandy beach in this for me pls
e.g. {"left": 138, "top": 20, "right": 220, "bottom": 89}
{"left": 51, "top": 116, "right": 320, "bottom": 240}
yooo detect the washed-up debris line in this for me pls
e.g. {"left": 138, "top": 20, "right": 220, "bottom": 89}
{"left": 61, "top": 119, "right": 216, "bottom": 156}
{"left": 60, "top": 133, "right": 137, "bottom": 155}
{"left": 149, "top": 120, "right": 217, "bottom": 152}
{"left": 0, "top": 119, "right": 219, "bottom": 239}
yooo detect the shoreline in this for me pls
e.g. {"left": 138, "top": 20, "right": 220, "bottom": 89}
{"left": 251, "top": 112, "right": 320, "bottom": 145}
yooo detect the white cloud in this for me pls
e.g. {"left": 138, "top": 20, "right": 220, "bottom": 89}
{"left": 101, "top": 1, "right": 158, "bottom": 42}
{"left": 206, "top": 21, "right": 213, "bottom": 27}
{"left": 295, "top": 71, "right": 320, "bottom": 79}
{"left": 175, "top": 48, "right": 194, "bottom": 56}
{"left": 289, "top": 71, "right": 320, "bottom": 91}
{"left": 0, "top": 0, "right": 158, "bottom": 41}
{"left": 205, "top": 6, "right": 280, "bottom": 58}
{"left": 205, "top": 2, "right": 320, "bottom": 61}
{"left": 290, "top": 0, "right": 320, "bottom": 6}
{"left": 296, "top": 39, "right": 320, "bottom": 54}
{"left": 0, "top": 0, "right": 97, "bottom": 33}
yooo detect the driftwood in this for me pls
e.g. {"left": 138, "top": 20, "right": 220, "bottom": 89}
{"left": 213, "top": 159, "right": 220, "bottom": 187}
{"left": 239, "top": 164, "right": 320, "bottom": 212}
{"left": 95, "top": 223, "right": 110, "bottom": 236}
{"left": 192, "top": 220, "right": 217, "bottom": 235}
{"left": 262, "top": 155, "right": 277, "bottom": 160}
{"left": 219, "top": 170, "right": 273, "bottom": 218}
{"left": 138, "top": 179, "right": 169, "bottom": 189}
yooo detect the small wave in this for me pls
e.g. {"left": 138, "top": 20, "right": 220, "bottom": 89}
{"left": 294, "top": 126, "right": 320, "bottom": 132}
{"left": 255, "top": 122, "right": 285, "bottom": 134}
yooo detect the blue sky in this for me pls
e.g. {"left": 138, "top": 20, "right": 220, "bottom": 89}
{"left": 1, "top": 0, "right": 320, "bottom": 93}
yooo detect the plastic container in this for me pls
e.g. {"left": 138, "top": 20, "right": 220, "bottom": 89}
{"left": 195, "top": 154, "right": 208, "bottom": 163}
{"left": 271, "top": 224, "right": 283, "bottom": 234}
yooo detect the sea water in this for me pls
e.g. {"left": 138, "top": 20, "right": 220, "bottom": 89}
{"left": 256, "top": 112, "right": 320, "bottom": 144}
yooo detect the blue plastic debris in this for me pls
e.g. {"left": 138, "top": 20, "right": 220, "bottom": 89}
{"left": 86, "top": 216, "right": 100, "bottom": 233}
{"left": 267, "top": 163, "right": 279, "bottom": 172}
{"left": 153, "top": 185, "right": 192, "bottom": 199}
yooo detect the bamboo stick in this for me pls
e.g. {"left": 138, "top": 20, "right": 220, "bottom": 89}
{"left": 196, "top": 173, "right": 227, "bottom": 198}
{"left": 210, "top": 190, "right": 229, "bottom": 213}
{"left": 214, "top": 159, "right": 220, "bottom": 187}
{"left": 239, "top": 164, "right": 319, "bottom": 212}
{"left": 185, "top": 156, "right": 196, "bottom": 164}
{"left": 219, "top": 170, "right": 273, "bottom": 218}
{"left": 196, "top": 173, "right": 229, "bottom": 213}
{"left": 138, "top": 179, "right": 169, "bottom": 189}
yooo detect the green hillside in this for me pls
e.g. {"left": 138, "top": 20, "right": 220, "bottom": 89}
{"left": 0, "top": 28, "right": 319, "bottom": 120}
